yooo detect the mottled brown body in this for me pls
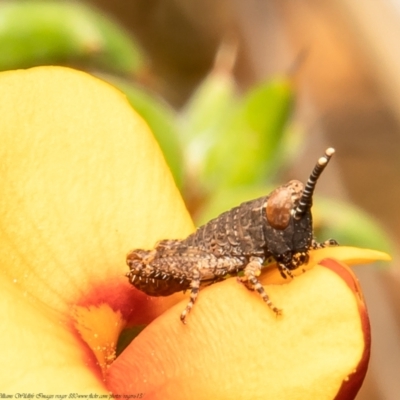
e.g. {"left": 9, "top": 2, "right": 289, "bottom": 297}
{"left": 127, "top": 148, "right": 337, "bottom": 323}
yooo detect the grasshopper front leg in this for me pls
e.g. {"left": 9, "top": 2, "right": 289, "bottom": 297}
{"left": 240, "top": 257, "right": 282, "bottom": 316}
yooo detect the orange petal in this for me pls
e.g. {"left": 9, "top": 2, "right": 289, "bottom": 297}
{"left": 107, "top": 259, "right": 370, "bottom": 399}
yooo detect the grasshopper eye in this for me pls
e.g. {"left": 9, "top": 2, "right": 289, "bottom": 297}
{"left": 266, "top": 187, "right": 293, "bottom": 230}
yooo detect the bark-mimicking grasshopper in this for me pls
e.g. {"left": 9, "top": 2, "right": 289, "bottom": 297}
{"left": 127, "top": 148, "right": 337, "bottom": 323}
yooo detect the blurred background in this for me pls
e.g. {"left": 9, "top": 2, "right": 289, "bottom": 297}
{"left": 1, "top": 0, "right": 399, "bottom": 398}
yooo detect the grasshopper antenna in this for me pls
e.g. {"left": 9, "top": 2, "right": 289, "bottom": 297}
{"left": 294, "top": 148, "right": 335, "bottom": 219}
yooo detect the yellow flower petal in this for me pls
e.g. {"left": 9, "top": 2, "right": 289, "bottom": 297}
{"left": 0, "top": 277, "right": 103, "bottom": 390}
{"left": 72, "top": 304, "right": 126, "bottom": 377}
{"left": 0, "top": 66, "right": 193, "bottom": 390}
{"left": 261, "top": 246, "right": 391, "bottom": 284}
{"left": 0, "top": 66, "right": 193, "bottom": 313}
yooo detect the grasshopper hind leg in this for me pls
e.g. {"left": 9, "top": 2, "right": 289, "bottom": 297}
{"left": 180, "top": 270, "right": 200, "bottom": 324}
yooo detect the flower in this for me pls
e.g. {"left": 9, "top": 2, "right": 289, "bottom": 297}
{"left": 0, "top": 66, "right": 389, "bottom": 398}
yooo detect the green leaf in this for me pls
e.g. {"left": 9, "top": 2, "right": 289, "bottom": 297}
{"left": 201, "top": 76, "right": 294, "bottom": 190}
{"left": 181, "top": 69, "right": 237, "bottom": 145}
{"left": 314, "top": 198, "right": 394, "bottom": 255}
{"left": 0, "top": 1, "right": 144, "bottom": 75}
